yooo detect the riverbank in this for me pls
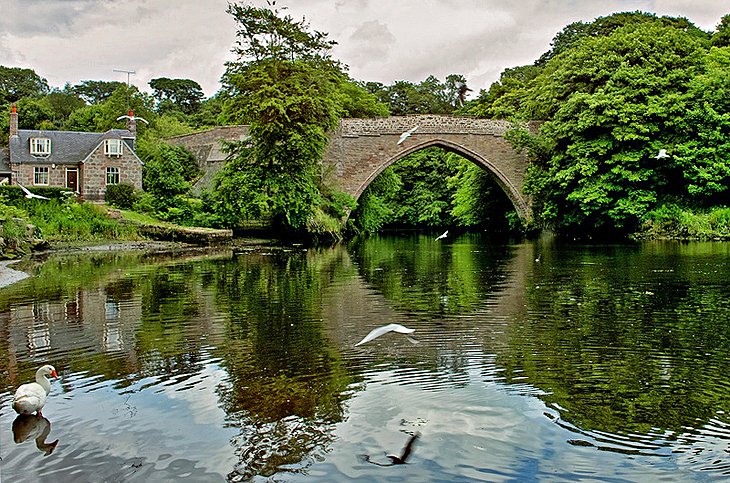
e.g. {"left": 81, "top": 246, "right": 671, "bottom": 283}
{"left": 0, "top": 235, "right": 280, "bottom": 289}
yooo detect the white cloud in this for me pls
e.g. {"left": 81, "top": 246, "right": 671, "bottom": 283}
{"left": 0, "top": 0, "right": 726, "bottom": 97}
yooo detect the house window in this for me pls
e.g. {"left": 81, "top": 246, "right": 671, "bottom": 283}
{"left": 106, "top": 167, "right": 120, "bottom": 185}
{"left": 104, "top": 139, "right": 123, "bottom": 157}
{"left": 34, "top": 166, "right": 49, "bottom": 185}
{"left": 30, "top": 138, "right": 51, "bottom": 156}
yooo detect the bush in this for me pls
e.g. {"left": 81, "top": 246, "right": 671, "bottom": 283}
{"left": 640, "top": 204, "right": 730, "bottom": 239}
{"left": 105, "top": 183, "right": 137, "bottom": 209}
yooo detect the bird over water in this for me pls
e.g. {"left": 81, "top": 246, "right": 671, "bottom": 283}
{"left": 355, "top": 323, "right": 416, "bottom": 346}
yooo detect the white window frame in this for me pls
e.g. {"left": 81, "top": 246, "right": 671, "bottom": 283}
{"left": 104, "top": 139, "right": 123, "bottom": 157}
{"left": 106, "top": 166, "right": 120, "bottom": 185}
{"left": 34, "top": 166, "right": 49, "bottom": 185}
{"left": 30, "top": 138, "right": 51, "bottom": 156}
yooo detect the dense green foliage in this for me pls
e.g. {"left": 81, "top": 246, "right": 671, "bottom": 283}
{"left": 211, "top": 2, "right": 384, "bottom": 238}
{"left": 105, "top": 183, "right": 137, "bottom": 210}
{"left": 468, "top": 11, "right": 730, "bottom": 237}
{"left": 365, "top": 74, "right": 469, "bottom": 115}
{"left": 2, "top": 8, "right": 729, "bottom": 240}
{"left": 0, "top": 66, "right": 49, "bottom": 104}
{"left": 149, "top": 77, "right": 205, "bottom": 114}
{"left": 351, "top": 148, "right": 516, "bottom": 233}
{"left": 0, "top": 188, "right": 141, "bottom": 258}
{"left": 135, "top": 141, "right": 203, "bottom": 224}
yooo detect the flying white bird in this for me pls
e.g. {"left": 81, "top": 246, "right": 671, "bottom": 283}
{"left": 17, "top": 183, "right": 50, "bottom": 200}
{"left": 355, "top": 323, "right": 415, "bottom": 346}
{"left": 655, "top": 149, "right": 669, "bottom": 159}
{"left": 435, "top": 230, "right": 448, "bottom": 241}
{"left": 116, "top": 113, "right": 149, "bottom": 125}
{"left": 397, "top": 126, "right": 419, "bottom": 145}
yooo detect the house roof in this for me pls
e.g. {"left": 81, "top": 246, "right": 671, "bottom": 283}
{"left": 0, "top": 146, "right": 10, "bottom": 173}
{"left": 9, "top": 129, "right": 138, "bottom": 165}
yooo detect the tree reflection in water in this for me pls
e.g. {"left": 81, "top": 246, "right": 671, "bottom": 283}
{"left": 211, "top": 248, "right": 357, "bottom": 479}
{"left": 1, "top": 239, "right": 730, "bottom": 480}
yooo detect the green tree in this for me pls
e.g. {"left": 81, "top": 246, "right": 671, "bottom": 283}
{"left": 0, "top": 66, "right": 49, "bottom": 104}
{"left": 673, "top": 46, "right": 730, "bottom": 203}
{"left": 72, "top": 80, "right": 125, "bottom": 104}
{"left": 536, "top": 11, "right": 709, "bottom": 66}
{"left": 136, "top": 142, "right": 201, "bottom": 223}
{"left": 188, "top": 91, "right": 226, "bottom": 129}
{"left": 64, "top": 85, "right": 155, "bottom": 133}
{"left": 506, "top": 19, "right": 712, "bottom": 234}
{"left": 449, "top": 161, "right": 515, "bottom": 229}
{"left": 214, "top": 2, "right": 348, "bottom": 235}
{"left": 149, "top": 77, "right": 205, "bottom": 114}
{"left": 45, "top": 87, "right": 86, "bottom": 126}
{"left": 711, "top": 14, "right": 730, "bottom": 47}
{"left": 367, "top": 76, "right": 457, "bottom": 115}
{"left": 336, "top": 79, "right": 389, "bottom": 118}
{"left": 467, "top": 65, "right": 541, "bottom": 119}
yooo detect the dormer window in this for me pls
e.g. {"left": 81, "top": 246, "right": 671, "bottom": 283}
{"left": 104, "top": 139, "right": 123, "bottom": 157}
{"left": 30, "top": 138, "right": 51, "bottom": 156}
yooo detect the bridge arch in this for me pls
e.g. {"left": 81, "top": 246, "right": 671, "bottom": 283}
{"left": 167, "top": 115, "right": 535, "bottom": 222}
{"left": 322, "top": 115, "right": 534, "bottom": 222}
{"left": 355, "top": 137, "right": 530, "bottom": 220}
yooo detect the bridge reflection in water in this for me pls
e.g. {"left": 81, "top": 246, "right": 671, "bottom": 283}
{"left": 1, "top": 237, "right": 729, "bottom": 481}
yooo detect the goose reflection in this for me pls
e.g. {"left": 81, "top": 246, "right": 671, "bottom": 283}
{"left": 12, "top": 414, "right": 59, "bottom": 456}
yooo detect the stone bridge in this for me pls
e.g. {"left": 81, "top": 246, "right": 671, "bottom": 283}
{"left": 169, "top": 115, "right": 533, "bottom": 221}
{"left": 323, "top": 115, "right": 533, "bottom": 221}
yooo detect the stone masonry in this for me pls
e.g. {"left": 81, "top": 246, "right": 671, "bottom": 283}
{"left": 323, "top": 115, "right": 534, "bottom": 221}
{"left": 171, "top": 115, "right": 534, "bottom": 221}
{"left": 167, "top": 126, "right": 249, "bottom": 195}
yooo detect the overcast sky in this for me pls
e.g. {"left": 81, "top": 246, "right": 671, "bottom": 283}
{"left": 0, "top": 1, "right": 727, "bottom": 98}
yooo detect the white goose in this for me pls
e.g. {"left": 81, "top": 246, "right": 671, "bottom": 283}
{"left": 12, "top": 365, "right": 58, "bottom": 416}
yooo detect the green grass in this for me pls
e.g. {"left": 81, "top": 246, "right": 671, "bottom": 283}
{"left": 1, "top": 198, "right": 144, "bottom": 258}
{"left": 639, "top": 205, "right": 730, "bottom": 240}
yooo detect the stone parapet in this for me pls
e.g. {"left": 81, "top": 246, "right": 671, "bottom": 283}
{"left": 339, "top": 115, "right": 523, "bottom": 137}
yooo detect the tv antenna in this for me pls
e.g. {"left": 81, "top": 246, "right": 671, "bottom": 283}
{"left": 113, "top": 69, "right": 136, "bottom": 108}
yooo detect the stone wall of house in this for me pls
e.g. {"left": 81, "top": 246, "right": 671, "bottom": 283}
{"left": 12, "top": 163, "right": 76, "bottom": 188}
{"left": 82, "top": 148, "right": 143, "bottom": 201}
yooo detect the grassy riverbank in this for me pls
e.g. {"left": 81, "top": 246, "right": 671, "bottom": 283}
{"left": 0, "top": 194, "right": 232, "bottom": 260}
{"left": 637, "top": 205, "right": 730, "bottom": 241}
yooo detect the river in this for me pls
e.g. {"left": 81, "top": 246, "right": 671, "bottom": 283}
{"left": 1, "top": 233, "right": 729, "bottom": 482}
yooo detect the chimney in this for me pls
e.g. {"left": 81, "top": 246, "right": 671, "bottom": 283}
{"left": 9, "top": 104, "right": 18, "bottom": 137}
{"left": 125, "top": 109, "right": 137, "bottom": 138}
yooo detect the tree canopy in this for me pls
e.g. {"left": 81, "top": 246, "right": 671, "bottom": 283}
{"left": 149, "top": 77, "right": 205, "bottom": 114}
{"left": 0, "top": 66, "right": 49, "bottom": 104}
{"left": 213, "top": 1, "right": 385, "bottom": 237}
{"left": 467, "top": 11, "right": 729, "bottom": 236}
{"left": 71, "top": 80, "right": 126, "bottom": 105}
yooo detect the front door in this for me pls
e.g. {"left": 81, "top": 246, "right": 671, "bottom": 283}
{"left": 66, "top": 168, "right": 78, "bottom": 192}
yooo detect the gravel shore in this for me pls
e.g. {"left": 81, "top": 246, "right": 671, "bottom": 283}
{"left": 0, "top": 260, "right": 30, "bottom": 289}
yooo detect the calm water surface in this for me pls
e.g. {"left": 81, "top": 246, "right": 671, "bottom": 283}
{"left": 1, "top": 234, "right": 729, "bottom": 482}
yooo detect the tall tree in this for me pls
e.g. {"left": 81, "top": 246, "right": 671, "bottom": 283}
{"left": 711, "top": 14, "right": 730, "bottom": 47}
{"left": 215, "top": 2, "right": 351, "bottom": 235}
{"left": 71, "top": 80, "right": 126, "bottom": 105}
{"left": 522, "top": 20, "right": 709, "bottom": 233}
{"left": 149, "top": 77, "right": 205, "bottom": 114}
{"left": 64, "top": 85, "right": 155, "bottom": 133}
{"left": 0, "top": 66, "right": 49, "bottom": 104}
